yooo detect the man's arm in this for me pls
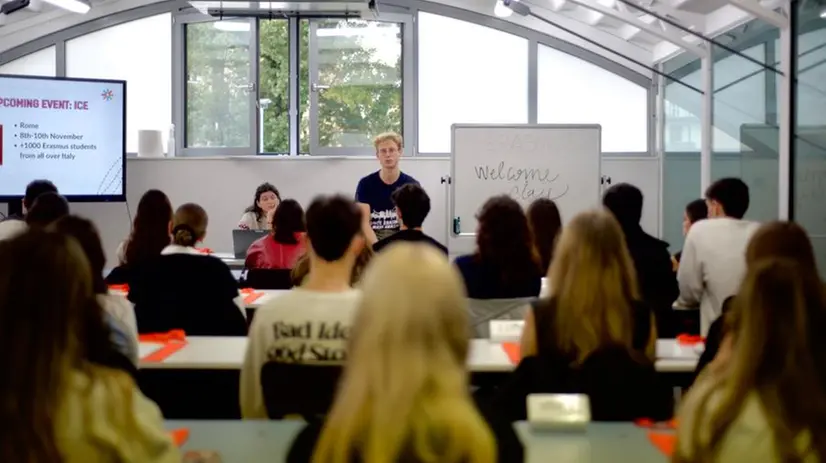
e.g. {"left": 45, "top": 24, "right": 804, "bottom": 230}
{"left": 676, "top": 231, "right": 703, "bottom": 309}
{"left": 358, "top": 202, "right": 378, "bottom": 245}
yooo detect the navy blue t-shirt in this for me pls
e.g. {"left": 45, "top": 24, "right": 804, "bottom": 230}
{"left": 355, "top": 171, "right": 419, "bottom": 239}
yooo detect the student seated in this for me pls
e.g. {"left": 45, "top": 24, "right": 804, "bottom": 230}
{"left": 245, "top": 199, "right": 306, "bottom": 270}
{"left": 241, "top": 195, "right": 364, "bottom": 419}
{"left": 373, "top": 183, "right": 447, "bottom": 254}
{"left": 286, "top": 243, "right": 523, "bottom": 463}
{"left": 673, "top": 198, "right": 707, "bottom": 270}
{"left": 115, "top": 189, "right": 173, "bottom": 267}
{"left": 675, "top": 258, "right": 826, "bottom": 462}
{"left": 677, "top": 177, "right": 759, "bottom": 335}
{"left": 603, "top": 183, "right": 678, "bottom": 337}
{"left": 291, "top": 238, "right": 374, "bottom": 288}
{"left": 25, "top": 192, "right": 70, "bottom": 229}
{"left": 128, "top": 203, "right": 247, "bottom": 336}
{"left": 0, "top": 179, "right": 57, "bottom": 241}
{"left": 0, "top": 231, "right": 179, "bottom": 462}
{"left": 694, "top": 221, "right": 821, "bottom": 382}
{"left": 454, "top": 196, "right": 542, "bottom": 299}
{"left": 492, "top": 210, "right": 667, "bottom": 422}
{"left": 526, "top": 197, "right": 562, "bottom": 274}
{"left": 50, "top": 216, "right": 139, "bottom": 366}
{"left": 238, "top": 182, "right": 281, "bottom": 230}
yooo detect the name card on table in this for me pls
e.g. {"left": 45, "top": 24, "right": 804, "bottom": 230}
{"left": 527, "top": 394, "right": 591, "bottom": 432}
{"left": 489, "top": 320, "right": 525, "bottom": 341}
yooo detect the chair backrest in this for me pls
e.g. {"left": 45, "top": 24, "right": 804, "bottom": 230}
{"left": 241, "top": 268, "right": 294, "bottom": 290}
{"left": 261, "top": 362, "right": 343, "bottom": 419}
{"left": 467, "top": 297, "right": 534, "bottom": 338}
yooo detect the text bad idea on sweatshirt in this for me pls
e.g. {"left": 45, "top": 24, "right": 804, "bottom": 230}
{"left": 266, "top": 320, "right": 350, "bottom": 362}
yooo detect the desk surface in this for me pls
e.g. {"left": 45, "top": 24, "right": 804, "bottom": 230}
{"left": 141, "top": 337, "right": 699, "bottom": 373}
{"left": 165, "top": 420, "right": 667, "bottom": 463}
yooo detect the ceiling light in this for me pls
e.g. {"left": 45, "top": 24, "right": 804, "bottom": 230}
{"left": 41, "top": 0, "right": 89, "bottom": 13}
{"left": 494, "top": 0, "right": 513, "bottom": 17}
{"left": 820, "top": 5, "right": 826, "bottom": 18}
{"left": 213, "top": 20, "right": 251, "bottom": 32}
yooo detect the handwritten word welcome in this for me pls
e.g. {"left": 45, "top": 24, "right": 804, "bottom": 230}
{"left": 473, "top": 161, "right": 570, "bottom": 201}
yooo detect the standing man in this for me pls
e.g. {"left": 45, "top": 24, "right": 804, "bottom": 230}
{"left": 356, "top": 132, "right": 419, "bottom": 244}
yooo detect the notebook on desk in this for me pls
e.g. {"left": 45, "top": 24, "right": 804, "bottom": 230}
{"left": 232, "top": 229, "right": 268, "bottom": 259}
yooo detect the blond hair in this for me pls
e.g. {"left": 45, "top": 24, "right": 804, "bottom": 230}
{"left": 313, "top": 243, "right": 496, "bottom": 463}
{"left": 548, "top": 209, "right": 651, "bottom": 362}
{"left": 373, "top": 132, "right": 403, "bottom": 152}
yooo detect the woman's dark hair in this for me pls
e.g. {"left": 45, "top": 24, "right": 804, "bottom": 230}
{"left": 25, "top": 192, "right": 69, "bottom": 228}
{"left": 49, "top": 216, "right": 108, "bottom": 294}
{"left": 245, "top": 183, "right": 281, "bottom": 221}
{"left": 272, "top": 199, "right": 306, "bottom": 245}
{"left": 124, "top": 190, "right": 173, "bottom": 266}
{"left": 527, "top": 198, "right": 562, "bottom": 274}
{"left": 685, "top": 199, "right": 708, "bottom": 224}
{"left": 475, "top": 195, "right": 541, "bottom": 285}
{"left": 172, "top": 203, "right": 208, "bottom": 247}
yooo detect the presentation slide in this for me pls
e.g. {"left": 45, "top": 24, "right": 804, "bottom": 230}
{"left": 0, "top": 75, "right": 125, "bottom": 200}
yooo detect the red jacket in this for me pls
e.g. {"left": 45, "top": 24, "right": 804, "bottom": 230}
{"left": 245, "top": 234, "right": 305, "bottom": 270}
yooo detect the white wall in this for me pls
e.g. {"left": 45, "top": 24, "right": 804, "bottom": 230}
{"left": 60, "top": 155, "right": 660, "bottom": 265}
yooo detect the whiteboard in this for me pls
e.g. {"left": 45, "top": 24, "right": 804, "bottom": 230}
{"left": 450, "top": 124, "right": 602, "bottom": 236}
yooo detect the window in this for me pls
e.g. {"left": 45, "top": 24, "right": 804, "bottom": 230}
{"left": 259, "top": 19, "right": 290, "bottom": 153}
{"left": 185, "top": 19, "right": 253, "bottom": 149}
{"left": 417, "top": 12, "right": 528, "bottom": 153}
{"left": 0, "top": 46, "right": 56, "bottom": 76}
{"left": 308, "top": 19, "right": 402, "bottom": 153}
{"left": 66, "top": 14, "right": 172, "bottom": 153}
{"left": 537, "top": 45, "right": 647, "bottom": 152}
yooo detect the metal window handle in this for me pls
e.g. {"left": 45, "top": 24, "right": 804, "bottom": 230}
{"left": 311, "top": 83, "right": 330, "bottom": 93}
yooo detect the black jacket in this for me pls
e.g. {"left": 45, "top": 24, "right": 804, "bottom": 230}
{"left": 127, "top": 254, "right": 247, "bottom": 336}
{"left": 485, "top": 346, "right": 673, "bottom": 423}
{"left": 622, "top": 225, "right": 680, "bottom": 338}
{"left": 692, "top": 296, "right": 733, "bottom": 384}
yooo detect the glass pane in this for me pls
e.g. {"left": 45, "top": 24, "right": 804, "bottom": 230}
{"left": 417, "top": 12, "right": 528, "bottom": 153}
{"left": 66, "top": 14, "right": 171, "bottom": 153}
{"left": 259, "top": 19, "right": 290, "bottom": 153}
{"left": 300, "top": 19, "right": 310, "bottom": 153}
{"left": 0, "top": 46, "right": 56, "bottom": 76}
{"left": 185, "top": 20, "right": 251, "bottom": 148}
{"left": 537, "top": 45, "right": 647, "bottom": 152}
{"left": 312, "top": 19, "right": 402, "bottom": 149}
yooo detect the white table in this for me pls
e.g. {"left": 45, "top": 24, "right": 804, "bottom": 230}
{"left": 244, "top": 289, "right": 289, "bottom": 309}
{"left": 212, "top": 251, "right": 245, "bottom": 270}
{"left": 140, "top": 337, "right": 700, "bottom": 373}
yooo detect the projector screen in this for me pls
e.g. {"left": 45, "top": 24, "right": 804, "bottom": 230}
{"left": 0, "top": 75, "right": 126, "bottom": 202}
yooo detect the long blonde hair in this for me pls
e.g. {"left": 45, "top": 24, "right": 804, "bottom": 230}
{"left": 547, "top": 209, "right": 647, "bottom": 362}
{"left": 313, "top": 243, "right": 496, "bottom": 463}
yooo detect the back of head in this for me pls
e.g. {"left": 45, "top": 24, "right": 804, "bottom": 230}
{"left": 125, "top": 189, "right": 173, "bottom": 265}
{"left": 602, "top": 183, "right": 643, "bottom": 229}
{"left": 0, "top": 230, "right": 93, "bottom": 462}
{"left": 315, "top": 243, "right": 495, "bottom": 463}
{"left": 548, "top": 209, "right": 639, "bottom": 362}
{"left": 25, "top": 192, "right": 69, "bottom": 228}
{"left": 272, "top": 199, "right": 306, "bottom": 245}
{"left": 526, "top": 198, "right": 562, "bottom": 273}
{"left": 475, "top": 195, "right": 540, "bottom": 283}
{"left": 305, "top": 195, "right": 362, "bottom": 262}
{"left": 705, "top": 177, "right": 749, "bottom": 219}
{"left": 692, "top": 258, "right": 826, "bottom": 461}
{"left": 685, "top": 199, "right": 708, "bottom": 224}
{"left": 746, "top": 221, "right": 818, "bottom": 273}
{"left": 23, "top": 179, "right": 58, "bottom": 211}
{"left": 49, "top": 215, "right": 108, "bottom": 294}
{"left": 391, "top": 183, "right": 430, "bottom": 229}
{"left": 172, "top": 203, "right": 208, "bottom": 247}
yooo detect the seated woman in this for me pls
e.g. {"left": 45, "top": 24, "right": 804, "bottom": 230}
{"left": 109, "top": 190, "right": 173, "bottom": 284}
{"left": 245, "top": 199, "right": 306, "bottom": 270}
{"left": 694, "top": 221, "right": 822, "bottom": 382}
{"left": 0, "top": 231, "right": 179, "bottom": 462}
{"left": 489, "top": 209, "right": 668, "bottom": 422}
{"left": 675, "top": 258, "right": 826, "bottom": 462}
{"left": 50, "top": 215, "right": 139, "bottom": 366}
{"left": 287, "top": 243, "right": 523, "bottom": 463}
{"left": 238, "top": 182, "right": 281, "bottom": 230}
{"left": 454, "top": 196, "right": 542, "bottom": 299}
{"left": 527, "top": 198, "right": 562, "bottom": 275}
{"left": 673, "top": 198, "right": 708, "bottom": 270}
{"left": 129, "top": 203, "right": 247, "bottom": 336}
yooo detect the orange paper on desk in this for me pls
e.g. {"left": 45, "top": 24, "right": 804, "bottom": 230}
{"left": 169, "top": 428, "right": 190, "bottom": 447}
{"left": 501, "top": 342, "right": 521, "bottom": 364}
{"left": 648, "top": 431, "right": 676, "bottom": 457}
{"left": 139, "top": 330, "right": 188, "bottom": 363}
{"left": 243, "top": 292, "right": 265, "bottom": 305}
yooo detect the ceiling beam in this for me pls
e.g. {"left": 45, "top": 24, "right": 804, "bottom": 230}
{"left": 726, "top": 0, "right": 788, "bottom": 28}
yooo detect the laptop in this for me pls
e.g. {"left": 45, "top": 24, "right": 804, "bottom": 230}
{"left": 233, "top": 229, "right": 268, "bottom": 259}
